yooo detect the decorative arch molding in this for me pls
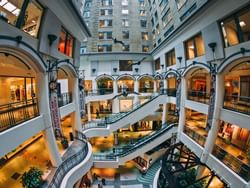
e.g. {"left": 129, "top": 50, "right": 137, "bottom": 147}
{"left": 0, "top": 35, "right": 47, "bottom": 72}
{"left": 182, "top": 62, "right": 210, "bottom": 77}
{"left": 137, "top": 74, "right": 154, "bottom": 81}
{"left": 217, "top": 48, "right": 250, "bottom": 74}
{"left": 116, "top": 73, "right": 135, "bottom": 81}
{"left": 164, "top": 69, "right": 180, "bottom": 79}
{"left": 153, "top": 73, "right": 163, "bottom": 80}
{"left": 95, "top": 73, "right": 115, "bottom": 81}
{"left": 57, "top": 61, "right": 78, "bottom": 78}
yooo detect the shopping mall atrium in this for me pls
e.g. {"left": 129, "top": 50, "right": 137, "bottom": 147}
{"left": 0, "top": 0, "right": 250, "bottom": 187}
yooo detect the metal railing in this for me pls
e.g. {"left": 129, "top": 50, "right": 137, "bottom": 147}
{"left": 85, "top": 88, "right": 113, "bottom": 96}
{"left": 0, "top": 98, "right": 39, "bottom": 132}
{"left": 212, "top": 145, "right": 250, "bottom": 181}
{"left": 184, "top": 126, "right": 207, "bottom": 147}
{"left": 93, "top": 122, "right": 177, "bottom": 161}
{"left": 223, "top": 95, "right": 250, "bottom": 115}
{"left": 139, "top": 87, "right": 154, "bottom": 93}
{"left": 47, "top": 132, "right": 88, "bottom": 188}
{"left": 187, "top": 90, "right": 210, "bottom": 104}
{"left": 118, "top": 87, "right": 134, "bottom": 93}
{"left": 58, "top": 92, "right": 72, "bottom": 107}
{"left": 167, "top": 88, "right": 177, "bottom": 97}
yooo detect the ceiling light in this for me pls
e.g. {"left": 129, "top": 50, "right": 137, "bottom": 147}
{"left": 189, "top": 45, "right": 194, "bottom": 49}
{"left": 239, "top": 21, "right": 246, "bottom": 27}
{"left": 0, "top": 0, "right": 8, "bottom": 6}
{"left": 12, "top": 8, "right": 20, "bottom": 16}
{"left": 3, "top": 2, "right": 16, "bottom": 12}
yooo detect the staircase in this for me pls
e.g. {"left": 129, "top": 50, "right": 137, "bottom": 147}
{"left": 137, "top": 160, "right": 161, "bottom": 185}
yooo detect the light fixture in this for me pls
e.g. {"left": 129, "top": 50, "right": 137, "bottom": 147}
{"left": 48, "top": 34, "right": 57, "bottom": 46}
{"left": 189, "top": 45, "right": 194, "bottom": 49}
{"left": 113, "top": 67, "right": 117, "bottom": 72}
{"left": 239, "top": 21, "right": 246, "bottom": 27}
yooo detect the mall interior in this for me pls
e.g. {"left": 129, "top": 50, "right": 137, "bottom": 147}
{"left": 0, "top": 0, "right": 250, "bottom": 188}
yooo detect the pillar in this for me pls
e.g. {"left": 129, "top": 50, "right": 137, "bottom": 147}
{"left": 201, "top": 74, "right": 224, "bottom": 163}
{"left": 37, "top": 73, "right": 62, "bottom": 167}
{"left": 177, "top": 77, "right": 187, "bottom": 141}
{"left": 87, "top": 102, "right": 91, "bottom": 121}
{"left": 92, "top": 79, "right": 97, "bottom": 91}
{"left": 113, "top": 131, "right": 119, "bottom": 145}
{"left": 153, "top": 80, "right": 157, "bottom": 94}
{"left": 161, "top": 104, "right": 167, "bottom": 125}
{"left": 113, "top": 80, "right": 118, "bottom": 95}
{"left": 133, "top": 79, "right": 139, "bottom": 107}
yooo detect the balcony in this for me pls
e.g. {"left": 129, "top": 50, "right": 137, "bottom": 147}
{"left": 187, "top": 90, "right": 210, "bottom": 104}
{"left": 184, "top": 126, "right": 207, "bottom": 147}
{"left": 85, "top": 88, "right": 113, "bottom": 96}
{"left": 0, "top": 98, "right": 39, "bottom": 132}
{"left": 223, "top": 95, "right": 250, "bottom": 115}
{"left": 139, "top": 87, "right": 154, "bottom": 93}
{"left": 58, "top": 92, "right": 72, "bottom": 107}
{"left": 167, "top": 88, "right": 176, "bottom": 97}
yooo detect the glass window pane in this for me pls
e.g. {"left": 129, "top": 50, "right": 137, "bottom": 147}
{"left": 239, "top": 11, "right": 250, "bottom": 43}
{"left": 66, "top": 34, "right": 73, "bottom": 57}
{"left": 0, "top": 0, "right": 23, "bottom": 25}
{"left": 58, "top": 29, "right": 66, "bottom": 54}
{"left": 221, "top": 18, "right": 239, "bottom": 47}
{"left": 186, "top": 40, "right": 195, "bottom": 59}
{"left": 22, "top": 0, "right": 43, "bottom": 37}
{"left": 195, "top": 34, "right": 205, "bottom": 56}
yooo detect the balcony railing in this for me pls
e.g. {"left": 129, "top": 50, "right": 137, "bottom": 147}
{"left": 139, "top": 87, "right": 154, "bottom": 93}
{"left": 212, "top": 145, "right": 250, "bottom": 181}
{"left": 58, "top": 92, "right": 72, "bottom": 107}
{"left": 85, "top": 88, "right": 113, "bottom": 96}
{"left": 184, "top": 126, "right": 207, "bottom": 147}
{"left": 118, "top": 87, "right": 134, "bottom": 93}
{"left": 187, "top": 90, "right": 210, "bottom": 104}
{"left": 167, "top": 88, "right": 176, "bottom": 97}
{"left": 0, "top": 98, "right": 39, "bottom": 132}
{"left": 47, "top": 131, "right": 88, "bottom": 188}
{"left": 223, "top": 95, "right": 250, "bottom": 115}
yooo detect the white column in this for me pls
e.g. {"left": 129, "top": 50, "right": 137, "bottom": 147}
{"left": 69, "top": 78, "right": 82, "bottom": 131}
{"left": 112, "top": 79, "right": 119, "bottom": 113}
{"left": 164, "top": 79, "right": 167, "bottom": 90}
{"left": 201, "top": 74, "right": 224, "bottom": 163}
{"left": 87, "top": 102, "right": 91, "bottom": 121}
{"left": 153, "top": 80, "right": 157, "bottom": 94}
{"left": 37, "top": 73, "right": 62, "bottom": 167}
{"left": 133, "top": 79, "right": 139, "bottom": 107}
{"left": 162, "top": 104, "right": 167, "bottom": 125}
{"left": 113, "top": 80, "right": 118, "bottom": 95}
{"left": 92, "top": 79, "right": 97, "bottom": 91}
{"left": 177, "top": 77, "right": 187, "bottom": 140}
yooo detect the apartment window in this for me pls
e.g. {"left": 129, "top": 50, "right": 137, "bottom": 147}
{"left": 122, "top": 0, "right": 128, "bottom": 6}
{"left": 99, "top": 32, "right": 112, "bottom": 39}
{"left": 151, "top": 18, "right": 155, "bottom": 27}
{"left": 139, "top": 0, "right": 145, "bottom": 7}
{"left": 155, "top": 58, "right": 160, "bottom": 70}
{"left": 0, "top": 0, "right": 43, "bottom": 38}
{"left": 83, "top": 11, "right": 90, "bottom": 18}
{"left": 119, "top": 60, "right": 132, "bottom": 71}
{"left": 98, "top": 44, "right": 112, "bottom": 52}
{"left": 142, "top": 32, "right": 149, "bottom": 40}
{"left": 141, "top": 20, "right": 147, "bottom": 27}
{"left": 98, "top": 45, "right": 104, "bottom": 52}
{"left": 176, "top": 0, "right": 187, "bottom": 9}
{"left": 156, "top": 24, "right": 160, "bottom": 34}
{"left": 122, "top": 31, "right": 129, "bottom": 39}
{"left": 160, "top": 0, "right": 168, "bottom": 12}
{"left": 123, "top": 45, "right": 130, "bottom": 52}
{"left": 154, "top": 11, "right": 158, "bottom": 21}
{"left": 58, "top": 28, "right": 74, "bottom": 57}
{"left": 185, "top": 33, "right": 205, "bottom": 59}
{"left": 122, "top": 19, "right": 129, "bottom": 27}
{"left": 85, "top": 2, "right": 92, "bottom": 8}
{"left": 152, "top": 30, "right": 155, "bottom": 40}
{"left": 140, "top": 10, "right": 146, "bottom": 16}
{"left": 122, "top": 9, "right": 129, "bottom": 15}
{"left": 162, "top": 9, "right": 172, "bottom": 27}
{"left": 100, "top": 9, "right": 113, "bottom": 16}
{"left": 220, "top": 6, "right": 250, "bottom": 47}
{"left": 99, "top": 19, "right": 112, "bottom": 27}
{"left": 165, "top": 49, "right": 176, "bottom": 67}
{"left": 107, "top": 31, "right": 112, "bottom": 39}
{"left": 98, "top": 32, "right": 104, "bottom": 39}
{"left": 80, "top": 47, "right": 86, "bottom": 54}
{"left": 101, "top": 0, "right": 112, "bottom": 6}
{"left": 142, "top": 45, "right": 149, "bottom": 52}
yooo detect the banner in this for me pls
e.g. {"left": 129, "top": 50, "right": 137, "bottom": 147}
{"left": 175, "top": 77, "right": 182, "bottom": 115}
{"left": 206, "top": 71, "right": 216, "bottom": 131}
{"left": 78, "top": 70, "right": 85, "bottom": 119}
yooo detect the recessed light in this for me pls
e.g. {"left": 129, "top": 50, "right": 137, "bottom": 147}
{"left": 3, "top": 2, "right": 16, "bottom": 12}
{"left": 239, "top": 21, "right": 246, "bottom": 27}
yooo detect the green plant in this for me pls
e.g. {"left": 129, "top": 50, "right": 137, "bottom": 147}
{"left": 21, "top": 167, "right": 43, "bottom": 188}
{"left": 177, "top": 168, "right": 205, "bottom": 188}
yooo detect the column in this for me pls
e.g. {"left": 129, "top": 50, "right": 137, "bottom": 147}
{"left": 161, "top": 103, "right": 167, "bottom": 125}
{"left": 92, "top": 79, "right": 97, "bottom": 91}
{"left": 133, "top": 79, "right": 139, "bottom": 107}
{"left": 37, "top": 73, "right": 62, "bottom": 167}
{"left": 113, "top": 131, "right": 119, "bottom": 145}
{"left": 200, "top": 74, "right": 224, "bottom": 163}
{"left": 87, "top": 102, "right": 91, "bottom": 121}
{"left": 112, "top": 80, "right": 119, "bottom": 113}
{"left": 69, "top": 77, "right": 82, "bottom": 131}
{"left": 113, "top": 80, "right": 118, "bottom": 95}
{"left": 177, "top": 77, "right": 187, "bottom": 140}
{"left": 153, "top": 80, "right": 157, "bottom": 94}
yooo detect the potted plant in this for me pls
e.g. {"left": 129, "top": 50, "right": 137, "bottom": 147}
{"left": 61, "top": 136, "right": 69, "bottom": 149}
{"left": 21, "top": 167, "right": 44, "bottom": 188}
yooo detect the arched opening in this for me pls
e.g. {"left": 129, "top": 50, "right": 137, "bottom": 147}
{"left": 96, "top": 77, "right": 113, "bottom": 95}
{"left": 117, "top": 75, "right": 134, "bottom": 92}
{"left": 154, "top": 74, "right": 162, "bottom": 93}
{"left": 186, "top": 67, "right": 211, "bottom": 104}
{"left": 0, "top": 52, "right": 39, "bottom": 132}
{"left": 166, "top": 75, "right": 177, "bottom": 97}
{"left": 223, "top": 60, "right": 250, "bottom": 115}
{"left": 139, "top": 75, "right": 154, "bottom": 93}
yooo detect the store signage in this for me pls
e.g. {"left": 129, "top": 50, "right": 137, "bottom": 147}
{"left": 206, "top": 72, "right": 216, "bottom": 131}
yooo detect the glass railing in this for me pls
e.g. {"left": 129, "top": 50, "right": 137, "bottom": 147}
{"left": 58, "top": 92, "right": 72, "bottom": 107}
{"left": 139, "top": 88, "right": 154, "bottom": 93}
{"left": 47, "top": 131, "right": 88, "bottom": 188}
{"left": 93, "top": 122, "right": 177, "bottom": 161}
{"left": 0, "top": 98, "right": 39, "bottom": 132}
{"left": 167, "top": 88, "right": 177, "bottom": 97}
{"left": 85, "top": 88, "right": 113, "bottom": 96}
{"left": 212, "top": 145, "right": 250, "bottom": 181}
{"left": 184, "top": 126, "right": 207, "bottom": 147}
{"left": 187, "top": 90, "right": 210, "bottom": 104}
{"left": 223, "top": 95, "right": 250, "bottom": 115}
{"left": 118, "top": 87, "right": 134, "bottom": 93}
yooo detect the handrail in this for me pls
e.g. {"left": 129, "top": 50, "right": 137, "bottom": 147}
{"left": 47, "top": 132, "right": 88, "bottom": 188}
{"left": 58, "top": 92, "right": 72, "bottom": 107}
{"left": 187, "top": 90, "right": 210, "bottom": 104}
{"left": 93, "top": 122, "right": 177, "bottom": 161}
{"left": 223, "top": 94, "right": 250, "bottom": 115}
